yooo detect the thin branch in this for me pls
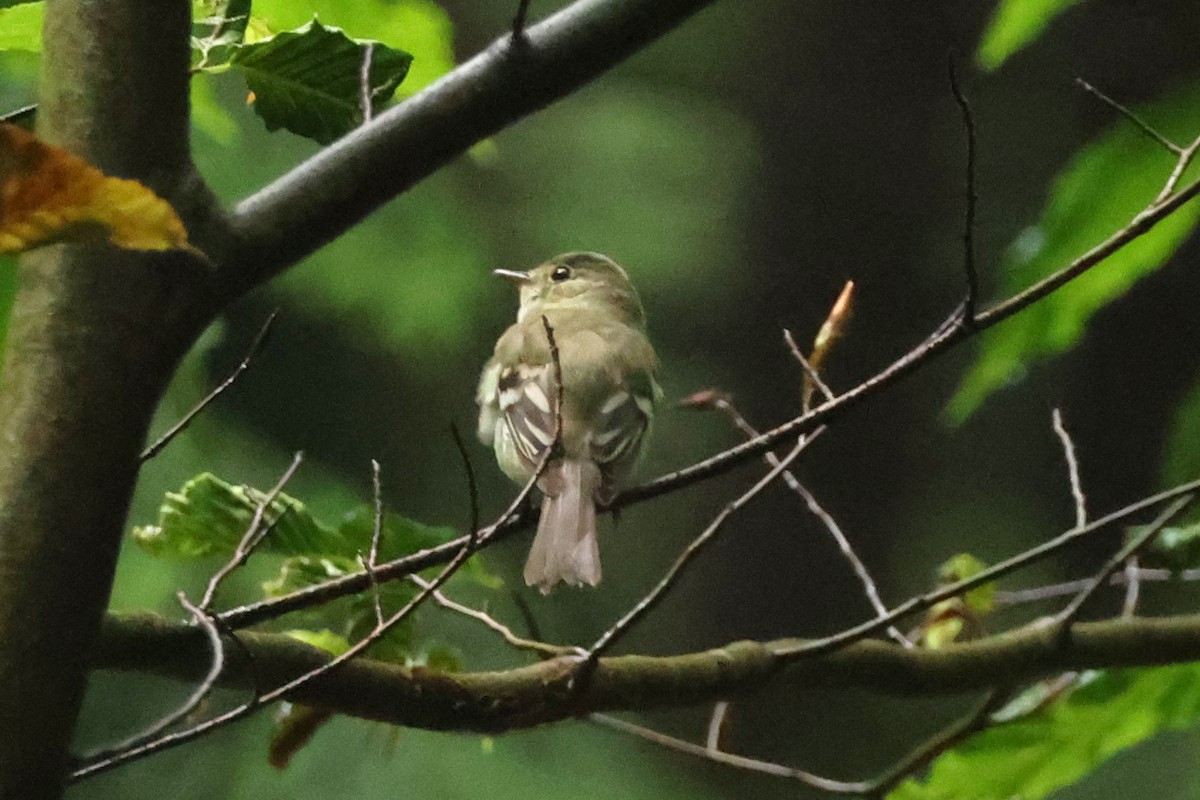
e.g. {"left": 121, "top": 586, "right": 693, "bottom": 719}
{"left": 1156, "top": 135, "right": 1200, "bottom": 204}
{"left": 450, "top": 422, "right": 481, "bottom": 541}
{"left": 359, "top": 42, "right": 376, "bottom": 124}
{"left": 225, "top": 0, "right": 717, "bottom": 300}
{"left": 1053, "top": 495, "right": 1194, "bottom": 636}
{"left": 706, "top": 701, "right": 731, "bottom": 751}
{"left": 512, "top": 0, "right": 534, "bottom": 40}
{"left": 366, "top": 459, "right": 386, "bottom": 628}
{"left": 212, "top": 167, "right": 1200, "bottom": 633}
{"left": 1121, "top": 555, "right": 1142, "bottom": 619}
{"left": 701, "top": 395, "right": 908, "bottom": 647}
{"left": 591, "top": 713, "right": 871, "bottom": 794}
{"left": 581, "top": 435, "right": 814, "bottom": 668}
{"left": 75, "top": 487, "right": 490, "bottom": 782}
{"left": 140, "top": 310, "right": 277, "bottom": 462}
{"left": 995, "top": 567, "right": 1193, "bottom": 604}
{"left": 773, "top": 476, "right": 1200, "bottom": 660}
{"left": 864, "top": 688, "right": 1010, "bottom": 797}
{"left": 1051, "top": 408, "right": 1087, "bottom": 528}
{"left": 1075, "top": 78, "right": 1181, "bottom": 154}
{"left": 198, "top": 451, "right": 304, "bottom": 612}
{"left": 78, "top": 593, "right": 227, "bottom": 764}
{"left": 782, "top": 328, "right": 835, "bottom": 407}
{"left": 947, "top": 54, "right": 980, "bottom": 322}
{"left": 409, "top": 575, "right": 580, "bottom": 658}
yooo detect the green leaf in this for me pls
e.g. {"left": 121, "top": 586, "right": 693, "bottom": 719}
{"left": 133, "top": 471, "right": 497, "bottom": 585}
{"left": 976, "top": 0, "right": 1083, "bottom": 71}
{"left": 890, "top": 664, "right": 1200, "bottom": 799}
{"left": 250, "top": 0, "right": 454, "bottom": 95}
{"left": 0, "top": 2, "right": 43, "bottom": 52}
{"left": 949, "top": 80, "right": 1200, "bottom": 421}
{"left": 132, "top": 472, "right": 332, "bottom": 559}
{"left": 229, "top": 19, "right": 412, "bottom": 144}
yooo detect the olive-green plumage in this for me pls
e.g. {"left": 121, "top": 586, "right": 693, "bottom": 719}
{"left": 476, "top": 253, "right": 660, "bottom": 592}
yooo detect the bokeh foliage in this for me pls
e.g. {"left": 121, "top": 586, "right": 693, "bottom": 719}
{"left": 4, "top": 0, "right": 1200, "bottom": 798}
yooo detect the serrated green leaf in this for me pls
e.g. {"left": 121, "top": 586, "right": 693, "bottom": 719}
{"left": 0, "top": 2, "right": 43, "bottom": 52}
{"left": 976, "top": 0, "right": 1083, "bottom": 71}
{"left": 890, "top": 664, "right": 1200, "bottom": 799}
{"left": 132, "top": 472, "right": 332, "bottom": 559}
{"left": 949, "top": 80, "right": 1200, "bottom": 421}
{"left": 229, "top": 18, "right": 411, "bottom": 144}
{"left": 284, "top": 628, "right": 351, "bottom": 655}
{"left": 250, "top": 0, "right": 453, "bottom": 95}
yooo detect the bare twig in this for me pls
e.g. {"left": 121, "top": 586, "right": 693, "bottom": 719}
{"left": 1053, "top": 495, "right": 1194, "bottom": 637}
{"left": 1120, "top": 555, "right": 1142, "bottom": 619}
{"left": 512, "top": 0, "right": 533, "bottom": 40}
{"left": 994, "top": 566, "right": 1200, "bottom": 605}
{"left": 596, "top": 686, "right": 1010, "bottom": 797}
{"left": 582, "top": 435, "right": 814, "bottom": 669}
{"left": 74, "top": 479, "right": 498, "bottom": 782}
{"left": 450, "top": 422, "right": 481, "bottom": 543}
{"left": 78, "top": 593, "right": 227, "bottom": 764}
{"left": 1157, "top": 136, "right": 1200, "bottom": 202}
{"left": 409, "top": 574, "right": 579, "bottom": 658}
{"left": 1051, "top": 409, "right": 1087, "bottom": 528}
{"left": 359, "top": 42, "right": 376, "bottom": 124}
{"left": 706, "top": 701, "right": 731, "bottom": 751}
{"left": 1075, "top": 78, "right": 1181, "bottom": 154}
{"left": 198, "top": 451, "right": 305, "bottom": 612}
{"left": 783, "top": 328, "right": 834, "bottom": 408}
{"left": 365, "top": 459, "right": 386, "bottom": 628}
{"left": 591, "top": 714, "right": 871, "bottom": 794}
{"left": 947, "top": 55, "right": 980, "bottom": 322}
{"left": 864, "top": 688, "right": 1011, "bottom": 797}
{"left": 773, "top": 476, "right": 1200, "bottom": 660}
{"left": 698, "top": 396, "right": 908, "bottom": 647}
{"left": 140, "top": 311, "right": 277, "bottom": 462}
{"left": 212, "top": 165, "right": 1200, "bottom": 633}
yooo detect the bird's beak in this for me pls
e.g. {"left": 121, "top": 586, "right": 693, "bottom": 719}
{"left": 493, "top": 268, "right": 532, "bottom": 284}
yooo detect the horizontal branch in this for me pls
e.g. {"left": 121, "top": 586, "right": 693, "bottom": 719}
{"left": 223, "top": 0, "right": 715, "bottom": 299}
{"left": 96, "top": 611, "right": 1200, "bottom": 734}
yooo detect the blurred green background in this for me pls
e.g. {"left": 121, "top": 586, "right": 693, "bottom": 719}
{"left": 5, "top": 0, "right": 1200, "bottom": 797}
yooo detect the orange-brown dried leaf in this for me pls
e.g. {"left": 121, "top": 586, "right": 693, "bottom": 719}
{"left": 0, "top": 123, "right": 195, "bottom": 254}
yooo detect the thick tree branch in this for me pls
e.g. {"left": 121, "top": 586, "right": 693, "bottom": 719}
{"left": 93, "top": 610, "right": 1200, "bottom": 737}
{"left": 0, "top": 3, "right": 214, "bottom": 797}
{"left": 224, "top": 0, "right": 716, "bottom": 299}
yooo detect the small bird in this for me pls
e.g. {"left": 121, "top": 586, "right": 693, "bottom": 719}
{"left": 476, "top": 253, "right": 660, "bottom": 593}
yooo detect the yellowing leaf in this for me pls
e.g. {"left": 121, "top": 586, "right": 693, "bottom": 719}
{"left": 0, "top": 123, "right": 196, "bottom": 254}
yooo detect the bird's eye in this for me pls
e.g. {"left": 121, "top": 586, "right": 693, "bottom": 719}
{"left": 551, "top": 266, "right": 572, "bottom": 282}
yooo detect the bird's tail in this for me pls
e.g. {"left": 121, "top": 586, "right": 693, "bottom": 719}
{"left": 524, "top": 460, "right": 602, "bottom": 594}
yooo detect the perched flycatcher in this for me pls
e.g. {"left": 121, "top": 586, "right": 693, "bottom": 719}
{"left": 476, "top": 253, "right": 660, "bottom": 593}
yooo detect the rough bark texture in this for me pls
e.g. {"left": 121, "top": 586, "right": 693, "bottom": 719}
{"left": 0, "top": 3, "right": 212, "bottom": 797}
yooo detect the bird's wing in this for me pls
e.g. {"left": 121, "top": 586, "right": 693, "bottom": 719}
{"left": 496, "top": 362, "right": 559, "bottom": 472}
